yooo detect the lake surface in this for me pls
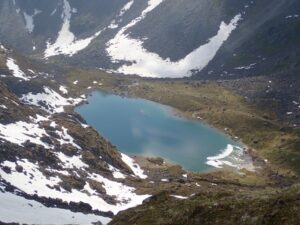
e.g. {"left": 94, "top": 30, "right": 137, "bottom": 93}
{"left": 75, "top": 91, "right": 243, "bottom": 172}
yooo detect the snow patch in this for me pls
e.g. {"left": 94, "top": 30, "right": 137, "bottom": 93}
{"left": 44, "top": 0, "right": 103, "bottom": 57}
{"left": 121, "top": 153, "right": 147, "bottom": 179}
{"left": 170, "top": 195, "right": 188, "bottom": 200}
{"left": 286, "top": 14, "right": 299, "bottom": 19}
{"left": 0, "top": 191, "right": 110, "bottom": 225}
{"left": 206, "top": 144, "right": 255, "bottom": 171}
{"left": 0, "top": 44, "right": 7, "bottom": 51}
{"left": 55, "top": 152, "right": 87, "bottom": 169}
{"left": 50, "top": 8, "right": 57, "bottom": 16}
{"left": 106, "top": 0, "right": 241, "bottom": 78}
{"left": 108, "top": 21, "right": 119, "bottom": 29}
{"left": 6, "top": 58, "right": 29, "bottom": 81}
{"left": 21, "top": 86, "right": 84, "bottom": 113}
{"left": 59, "top": 85, "right": 68, "bottom": 94}
{"left": 89, "top": 173, "right": 150, "bottom": 214}
{"left": 235, "top": 63, "right": 256, "bottom": 70}
{"left": 108, "top": 164, "right": 126, "bottom": 179}
{"left": 23, "top": 9, "right": 41, "bottom": 33}
{"left": 0, "top": 159, "right": 150, "bottom": 215}
{"left": 0, "top": 121, "right": 51, "bottom": 149}
{"left": 118, "top": 0, "right": 134, "bottom": 17}
{"left": 55, "top": 126, "right": 82, "bottom": 149}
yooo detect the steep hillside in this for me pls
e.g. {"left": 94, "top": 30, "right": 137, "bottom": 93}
{"left": 0, "top": 0, "right": 298, "bottom": 79}
{"left": 109, "top": 185, "right": 300, "bottom": 225}
{"left": 0, "top": 45, "right": 153, "bottom": 224}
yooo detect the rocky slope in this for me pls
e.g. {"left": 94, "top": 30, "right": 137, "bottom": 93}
{"left": 0, "top": 45, "right": 154, "bottom": 224}
{"left": 109, "top": 184, "right": 300, "bottom": 225}
{"left": 0, "top": 0, "right": 298, "bottom": 79}
{"left": 0, "top": 0, "right": 298, "bottom": 125}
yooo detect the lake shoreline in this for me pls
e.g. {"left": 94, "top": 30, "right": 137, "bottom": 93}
{"left": 64, "top": 70, "right": 299, "bottom": 183}
{"left": 75, "top": 89, "right": 254, "bottom": 173}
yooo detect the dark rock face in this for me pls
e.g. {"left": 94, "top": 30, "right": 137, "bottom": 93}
{"left": 0, "top": 0, "right": 126, "bottom": 54}
{"left": 129, "top": 0, "right": 248, "bottom": 61}
{"left": 198, "top": 0, "right": 300, "bottom": 79}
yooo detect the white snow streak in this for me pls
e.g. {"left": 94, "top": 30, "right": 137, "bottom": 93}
{"left": 6, "top": 58, "right": 29, "bottom": 81}
{"left": 206, "top": 144, "right": 255, "bottom": 171}
{"left": 23, "top": 9, "right": 41, "bottom": 33}
{"left": 55, "top": 152, "right": 87, "bottom": 169}
{"left": 108, "top": 164, "right": 126, "bottom": 179}
{"left": 121, "top": 153, "right": 147, "bottom": 179}
{"left": 106, "top": 0, "right": 241, "bottom": 78}
{"left": 44, "top": 0, "right": 102, "bottom": 57}
{"left": 118, "top": 0, "right": 134, "bottom": 17}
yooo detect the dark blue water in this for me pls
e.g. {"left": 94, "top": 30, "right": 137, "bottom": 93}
{"left": 75, "top": 91, "right": 240, "bottom": 172}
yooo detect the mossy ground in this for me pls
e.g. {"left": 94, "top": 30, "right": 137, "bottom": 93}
{"left": 64, "top": 68, "right": 300, "bottom": 225}
{"left": 64, "top": 68, "right": 300, "bottom": 180}
{"left": 109, "top": 184, "right": 300, "bottom": 225}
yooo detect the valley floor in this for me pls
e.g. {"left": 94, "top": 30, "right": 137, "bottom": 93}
{"left": 63, "top": 68, "right": 300, "bottom": 224}
{"left": 65, "top": 68, "right": 300, "bottom": 181}
{"left": 0, "top": 55, "right": 299, "bottom": 224}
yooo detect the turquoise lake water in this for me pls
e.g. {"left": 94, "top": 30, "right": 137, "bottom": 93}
{"left": 75, "top": 91, "right": 241, "bottom": 172}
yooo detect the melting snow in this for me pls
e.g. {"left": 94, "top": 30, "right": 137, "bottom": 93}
{"left": 0, "top": 121, "right": 51, "bottom": 149}
{"left": 0, "top": 115, "right": 80, "bottom": 150}
{"left": 23, "top": 9, "right": 41, "bottom": 33}
{"left": 27, "top": 69, "right": 35, "bottom": 74}
{"left": 106, "top": 0, "right": 241, "bottom": 78}
{"left": 0, "top": 44, "right": 7, "bottom": 51}
{"left": 121, "top": 153, "right": 147, "bottom": 179}
{"left": 59, "top": 85, "right": 68, "bottom": 94}
{"left": 50, "top": 8, "right": 57, "bottom": 16}
{"left": 21, "top": 86, "right": 84, "bottom": 113}
{"left": 0, "top": 191, "right": 110, "bottom": 225}
{"left": 107, "top": 0, "right": 135, "bottom": 30}
{"left": 286, "top": 15, "right": 299, "bottom": 19}
{"left": 89, "top": 173, "right": 150, "bottom": 214}
{"left": 0, "top": 159, "right": 150, "bottom": 215}
{"left": 170, "top": 195, "right": 189, "bottom": 200}
{"left": 55, "top": 152, "right": 87, "bottom": 169}
{"left": 55, "top": 126, "right": 82, "bottom": 149}
{"left": 108, "top": 164, "right": 126, "bottom": 179}
{"left": 206, "top": 144, "right": 255, "bottom": 171}
{"left": 6, "top": 58, "right": 29, "bottom": 81}
{"left": 108, "top": 22, "right": 119, "bottom": 29}
{"left": 44, "top": 0, "right": 103, "bottom": 57}
{"left": 118, "top": 0, "right": 134, "bottom": 17}
{"left": 235, "top": 63, "right": 256, "bottom": 70}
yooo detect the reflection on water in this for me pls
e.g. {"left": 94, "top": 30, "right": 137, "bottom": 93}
{"left": 75, "top": 91, "right": 243, "bottom": 172}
